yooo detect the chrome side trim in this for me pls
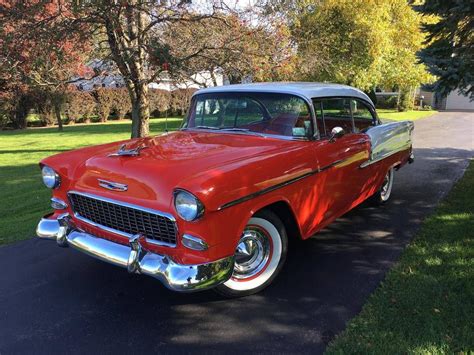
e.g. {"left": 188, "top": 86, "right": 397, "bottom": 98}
{"left": 67, "top": 190, "right": 177, "bottom": 248}
{"left": 359, "top": 144, "right": 411, "bottom": 168}
{"left": 360, "top": 121, "right": 414, "bottom": 168}
{"left": 35, "top": 215, "right": 234, "bottom": 292}
{"left": 217, "top": 158, "right": 345, "bottom": 210}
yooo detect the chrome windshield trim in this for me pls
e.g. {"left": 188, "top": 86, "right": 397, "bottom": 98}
{"left": 180, "top": 128, "right": 311, "bottom": 142}
{"left": 67, "top": 190, "right": 177, "bottom": 248}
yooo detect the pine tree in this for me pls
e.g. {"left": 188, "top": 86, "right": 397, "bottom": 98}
{"left": 415, "top": 0, "right": 474, "bottom": 99}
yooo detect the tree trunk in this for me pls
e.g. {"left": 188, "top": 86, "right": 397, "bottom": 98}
{"left": 54, "top": 102, "right": 63, "bottom": 131}
{"left": 130, "top": 82, "right": 150, "bottom": 138}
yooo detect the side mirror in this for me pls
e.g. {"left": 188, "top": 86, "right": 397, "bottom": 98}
{"left": 329, "top": 126, "right": 345, "bottom": 142}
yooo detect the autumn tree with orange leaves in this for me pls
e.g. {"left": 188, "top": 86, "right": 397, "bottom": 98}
{"left": 0, "top": 1, "right": 92, "bottom": 130}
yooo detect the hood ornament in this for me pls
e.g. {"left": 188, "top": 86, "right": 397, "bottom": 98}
{"left": 98, "top": 179, "right": 128, "bottom": 192}
{"left": 108, "top": 143, "right": 148, "bottom": 157}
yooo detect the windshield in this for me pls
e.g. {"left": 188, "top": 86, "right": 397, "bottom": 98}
{"left": 183, "top": 92, "right": 313, "bottom": 138}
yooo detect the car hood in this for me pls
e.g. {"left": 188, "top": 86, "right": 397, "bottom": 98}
{"left": 42, "top": 130, "right": 310, "bottom": 212}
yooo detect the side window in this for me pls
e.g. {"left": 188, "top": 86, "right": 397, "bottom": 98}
{"left": 312, "top": 99, "right": 326, "bottom": 137}
{"left": 351, "top": 99, "right": 376, "bottom": 132}
{"left": 317, "top": 98, "right": 354, "bottom": 135}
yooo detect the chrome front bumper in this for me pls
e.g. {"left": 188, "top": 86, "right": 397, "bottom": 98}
{"left": 36, "top": 214, "right": 234, "bottom": 292}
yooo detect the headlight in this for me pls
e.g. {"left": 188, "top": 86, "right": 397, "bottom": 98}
{"left": 41, "top": 166, "right": 60, "bottom": 189}
{"left": 174, "top": 190, "right": 204, "bottom": 221}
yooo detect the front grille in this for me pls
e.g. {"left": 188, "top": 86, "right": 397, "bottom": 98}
{"left": 68, "top": 192, "right": 177, "bottom": 246}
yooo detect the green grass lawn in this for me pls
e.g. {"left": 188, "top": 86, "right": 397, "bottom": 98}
{"left": 378, "top": 109, "right": 438, "bottom": 122}
{"left": 0, "top": 118, "right": 182, "bottom": 245}
{"left": 326, "top": 161, "right": 474, "bottom": 354}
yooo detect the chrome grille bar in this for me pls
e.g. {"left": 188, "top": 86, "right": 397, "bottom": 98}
{"left": 68, "top": 191, "right": 177, "bottom": 247}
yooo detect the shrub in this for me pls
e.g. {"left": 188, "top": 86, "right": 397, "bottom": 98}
{"left": 31, "top": 90, "right": 55, "bottom": 126}
{"left": 170, "top": 88, "right": 197, "bottom": 116}
{"left": 111, "top": 88, "right": 132, "bottom": 120}
{"left": 64, "top": 91, "right": 96, "bottom": 124}
{"left": 375, "top": 95, "right": 398, "bottom": 109}
{"left": 397, "top": 88, "right": 415, "bottom": 112}
{"left": 92, "top": 88, "right": 114, "bottom": 122}
{"left": 149, "top": 88, "right": 171, "bottom": 117}
{"left": 0, "top": 88, "right": 31, "bottom": 129}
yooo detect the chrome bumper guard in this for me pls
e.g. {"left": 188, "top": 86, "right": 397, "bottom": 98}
{"left": 36, "top": 214, "right": 234, "bottom": 292}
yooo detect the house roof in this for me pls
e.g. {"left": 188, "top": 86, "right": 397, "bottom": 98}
{"left": 195, "top": 82, "right": 373, "bottom": 106}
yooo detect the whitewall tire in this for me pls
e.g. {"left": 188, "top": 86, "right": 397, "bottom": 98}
{"left": 215, "top": 210, "right": 288, "bottom": 297}
{"left": 369, "top": 168, "right": 394, "bottom": 205}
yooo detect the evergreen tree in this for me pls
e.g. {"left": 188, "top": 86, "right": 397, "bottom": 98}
{"left": 415, "top": 0, "right": 474, "bottom": 99}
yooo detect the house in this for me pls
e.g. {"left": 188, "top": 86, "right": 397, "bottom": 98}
{"left": 421, "top": 88, "right": 474, "bottom": 111}
{"left": 73, "top": 59, "right": 226, "bottom": 92}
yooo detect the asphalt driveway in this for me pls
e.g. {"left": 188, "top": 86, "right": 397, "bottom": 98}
{"left": 1, "top": 111, "right": 472, "bottom": 354}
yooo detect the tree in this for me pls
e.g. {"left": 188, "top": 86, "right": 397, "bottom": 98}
{"left": 415, "top": 0, "right": 474, "bottom": 99}
{"left": 0, "top": 1, "right": 92, "bottom": 130}
{"left": 60, "top": 1, "right": 238, "bottom": 138}
{"left": 164, "top": 14, "right": 296, "bottom": 86}
{"left": 287, "top": 0, "right": 431, "bottom": 109}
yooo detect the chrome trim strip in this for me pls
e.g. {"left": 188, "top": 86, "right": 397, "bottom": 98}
{"left": 217, "top": 158, "right": 345, "bottom": 210}
{"left": 98, "top": 179, "right": 128, "bottom": 192}
{"left": 68, "top": 190, "right": 177, "bottom": 248}
{"left": 35, "top": 215, "right": 234, "bottom": 292}
{"left": 72, "top": 214, "right": 176, "bottom": 248}
{"left": 359, "top": 144, "right": 411, "bottom": 168}
{"left": 181, "top": 128, "right": 311, "bottom": 142}
{"left": 51, "top": 197, "right": 68, "bottom": 210}
{"left": 182, "top": 234, "right": 209, "bottom": 251}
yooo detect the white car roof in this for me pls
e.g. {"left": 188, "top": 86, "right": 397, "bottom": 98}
{"left": 194, "top": 82, "right": 374, "bottom": 106}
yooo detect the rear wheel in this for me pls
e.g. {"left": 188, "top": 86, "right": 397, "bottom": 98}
{"left": 215, "top": 210, "right": 288, "bottom": 298}
{"left": 369, "top": 168, "right": 394, "bottom": 205}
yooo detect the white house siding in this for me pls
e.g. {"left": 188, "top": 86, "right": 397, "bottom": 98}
{"left": 445, "top": 90, "right": 474, "bottom": 111}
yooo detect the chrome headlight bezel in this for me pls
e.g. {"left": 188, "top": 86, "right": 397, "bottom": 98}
{"left": 41, "top": 165, "right": 60, "bottom": 189}
{"left": 173, "top": 189, "right": 204, "bottom": 222}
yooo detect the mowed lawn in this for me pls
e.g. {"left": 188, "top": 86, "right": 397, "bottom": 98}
{"left": 0, "top": 109, "right": 435, "bottom": 245}
{"left": 378, "top": 109, "right": 438, "bottom": 122}
{"left": 0, "top": 118, "right": 182, "bottom": 245}
{"left": 327, "top": 161, "right": 474, "bottom": 354}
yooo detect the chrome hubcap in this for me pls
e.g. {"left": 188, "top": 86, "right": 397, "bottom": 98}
{"left": 233, "top": 227, "right": 271, "bottom": 280}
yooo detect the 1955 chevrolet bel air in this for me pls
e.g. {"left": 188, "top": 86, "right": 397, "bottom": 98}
{"left": 36, "top": 82, "right": 414, "bottom": 297}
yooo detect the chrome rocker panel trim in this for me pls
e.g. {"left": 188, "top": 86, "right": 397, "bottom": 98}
{"left": 36, "top": 215, "right": 234, "bottom": 292}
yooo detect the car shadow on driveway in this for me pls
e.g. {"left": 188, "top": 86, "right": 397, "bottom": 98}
{"left": 0, "top": 147, "right": 472, "bottom": 354}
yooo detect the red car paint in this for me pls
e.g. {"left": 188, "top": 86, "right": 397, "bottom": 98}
{"left": 41, "top": 127, "right": 410, "bottom": 266}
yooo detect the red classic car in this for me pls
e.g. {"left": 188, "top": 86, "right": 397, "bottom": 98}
{"left": 37, "top": 82, "right": 414, "bottom": 297}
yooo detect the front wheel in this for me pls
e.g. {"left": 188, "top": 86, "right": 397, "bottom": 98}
{"left": 215, "top": 210, "right": 288, "bottom": 298}
{"left": 369, "top": 167, "right": 394, "bottom": 205}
